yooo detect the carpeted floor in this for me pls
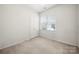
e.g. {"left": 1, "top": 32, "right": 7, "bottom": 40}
{"left": 0, "top": 37, "right": 78, "bottom": 54}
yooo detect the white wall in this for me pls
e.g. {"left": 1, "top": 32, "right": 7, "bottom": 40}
{"left": 0, "top": 5, "right": 4, "bottom": 48}
{"left": 0, "top": 5, "right": 39, "bottom": 49}
{"left": 40, "top": 4, "right": 77, "bottom": 46}
{"left": 77, "top": 5, "right": 79, "bottom": 47}
{"left": 30, "top": 13, "right": 39, "bottom": 38}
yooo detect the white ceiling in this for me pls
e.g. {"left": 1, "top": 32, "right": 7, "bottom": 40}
{"left": 27, "top": 4, "right": 56, "bottom": 13}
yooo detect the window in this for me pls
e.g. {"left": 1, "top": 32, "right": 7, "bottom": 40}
{"left": 41, "top": 15, "right": 56, "bottom": 32}
{"left": 46, "top": 16, "right": 56, "bottom": 31}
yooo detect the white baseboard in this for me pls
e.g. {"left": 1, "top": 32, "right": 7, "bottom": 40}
{"left": 0, "top": 37, "right": 29, "bottom": 50}
{"left": 0, "top": 35, "right": 39, "bottom": 50}
{"left": 40, "top": 35, "right": 77, "bottom": 47}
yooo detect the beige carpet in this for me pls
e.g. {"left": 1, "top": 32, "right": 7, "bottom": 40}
{"left": 0, "top": 37, "right": 77, "bottom": 54}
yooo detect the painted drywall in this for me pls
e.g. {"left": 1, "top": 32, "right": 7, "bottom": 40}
{"left": 77, "top": 5, "right": 79, "bottom": 47}
{"left": 0, "top": 5, "right": 4, "bottom": 48}
{"left": 30, "top": 13, "right": 39, "bottom": 38}
{"left": 40, "top": 4, "right": 77, "bottom": 46}
{"left": 0, "top": 5, "right": 39, "bottom": 49}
